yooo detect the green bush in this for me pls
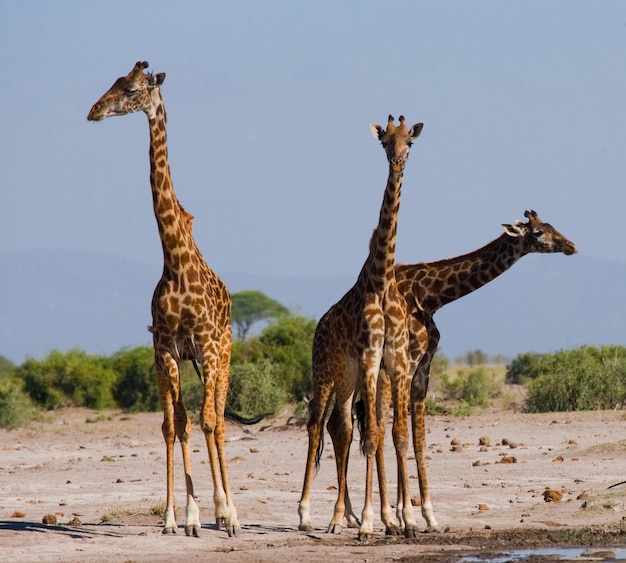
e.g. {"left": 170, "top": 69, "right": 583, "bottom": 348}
{"left": 109, "top": 346, "right": 160, "bottom": 412}
{"left": 0, "top": 380, "right": 39, "bottom": 429}
{"left": 227, "top": 361, "right": 288, "bottom": 417}
{"left": 440, "top": 367, "right": 501, "bottom": 408}
{"left": 232, "top": 314, "right": 315, "bottom": 402}
{"left": 17, "top": 349, "right": 117, "bottom": 410}
{"left": 505, "top": 352, "right": 551, "bottom": 384}
{"left": 524, "top": 346, "right": 626, "bottom": 412}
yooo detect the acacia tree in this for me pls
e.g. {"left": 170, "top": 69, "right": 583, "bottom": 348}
{"left": 231, "top": 290, "right": 289, "bottom": 339}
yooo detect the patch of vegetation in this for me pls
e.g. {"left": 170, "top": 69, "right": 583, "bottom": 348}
{"left": 523, "top": 346, "right": 626, "bottom": 412}
{"left": 0, "top": 380, "right": 40, "bottom": 429}
{"left": 439, "top": 366, "right": 504, "bottom": 408}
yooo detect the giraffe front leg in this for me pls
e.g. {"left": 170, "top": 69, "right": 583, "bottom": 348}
{"left": 375, "top": 373, "right": 401, "bottom": 535}
{"left": 214, "top": 382, "right": 241, "bottom": 537}
{"left": 171, "top": 390, "right": 202, "bottom": 537}
{"left": 162, "top": 424, "right": 178, "bottom": 534}
{"left": 413, "top": 398, "right": 439, "bottom": 533}
{"left": 179, "top": 421, "right": 201, "bottom": 537}
{"left": 326, "top": 400, "right": 353, "bottom": 534}
{"left": 158, "top": 358, "right": 179, "bottom": 535}
{"left": 357, "top": 451, "right": 376, "bottom": 541}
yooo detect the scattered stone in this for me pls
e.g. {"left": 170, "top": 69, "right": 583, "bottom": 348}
{"left": 450, "top": 438, "right": 462, "bottom": 446}
{"left": 67, "top": 516, "right": 82, "bottom": 526}
{"left": 497, "top": 456, "right": 517, "bottom": 464}
{"left": 477, "top": 504, "right": 489, "bottom": 511}
{"left": 451, "top": 445, "right": 464, "bottom": 453}
{"left": 11, "top": 511, "right": 25, "bottom": 518}
{"left": 478, "top": 436, "right": 490, "bottom": 446}
{"left": 543, "top": 489, "right": 563, "bottom": 503}
{"left": 501, "top": 437, "right": 511, "bottom": 446}
{"left": 42, "top": 514, "right": 58, "bottom": 525}
{"left": 577, "top": 491, "right": 589, "bottom": 500}
{"left": 552, "top": 456, "right": 564, "bottom": 463}
{"left": 249, "top": 447, "right": 259, "bottom": 453}
{"left": 410, "top": 497, "right": 421, "bottom": 507}
{"left": 472, "top": 460, "right": 482, "bottom": 467}
{"left": 479, "top": 445, "right": 489, "bottom": 453}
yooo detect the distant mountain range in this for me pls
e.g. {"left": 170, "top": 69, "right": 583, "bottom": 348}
{"left": 0, "top": 250, "right": 624, "bottom": 364}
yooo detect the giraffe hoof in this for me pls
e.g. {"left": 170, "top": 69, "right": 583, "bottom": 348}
{"left": 185, "top": 524, "right": 200, "bottom": 537}
{"left": 227, "top": 524, "right": 241, "bottom": 538}
{"left": 357, "top": 530, "right": 371, "bottom": 542}
{"left": 346, "top": 518, "right": 360, "bottom": 529}
{"left": 404, "top": 525, "right": 419, "bottom": 539}
{"left": 385, "top": 524, "right": 403, "bottom": 536}
{"left": 298, "top": 523, "right": 314, "bottom": 532}
{"left": 423, "top": 525, "right": 441, "bottom": 534}
{"left": 326, "top": 523, "right": 343, "bottom": 535}
{"left": 162, "top": 526, "right": 177, "bottom": 535}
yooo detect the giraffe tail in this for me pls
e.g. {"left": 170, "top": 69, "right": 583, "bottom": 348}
{"left": 311, "top": 398, "right": 325, "bottom": 475}
{"left": 608, "top": 480, "right": 626, "bottom": 489}
{"left": 224, "top": 409, "right": 269, "bottom": 426}
{"left": 354, "top": 399, "right": 367, "bottom": 455}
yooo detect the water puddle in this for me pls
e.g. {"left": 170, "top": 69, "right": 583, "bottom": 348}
{"left": 460, "top": 546, "right": 626, "bottom": 562}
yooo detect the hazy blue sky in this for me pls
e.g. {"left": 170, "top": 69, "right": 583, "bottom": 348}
{"left": 1, "top": 3, "right": 625, "bottom": 284}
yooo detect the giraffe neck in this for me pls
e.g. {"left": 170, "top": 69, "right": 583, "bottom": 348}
{"left": 401, "top": 233, "right": 527, "bottom": 313}
{"left": 360, "top": 165, "right": 403, "bottom": 292}
{"left": 147, "top": 96, "right": 195, "bottom": 271}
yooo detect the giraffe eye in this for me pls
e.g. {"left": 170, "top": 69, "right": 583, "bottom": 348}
{"left": 125, "top": 88, "right": 139, "bottom": 95}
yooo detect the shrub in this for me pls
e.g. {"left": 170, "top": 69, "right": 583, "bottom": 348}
{"left": 0, "top": 381, "right": 39, "bottom": 429}
{"left": 227, "top": 361, "right": 288, "bottom": 417}
{"left": 17, "top": 349, "right": 117, "bottom": 410}
{"left": 232, "top": 315, "right": 315, "bottom": 402}
{"left": 524, "top": 346, "right": 626, "bottom": 412}
{"left": 440, "top": 367, "right": 502, "bottom": 408}
{"left": 109, "top": 346, "right": 160, "bottom": 412}
{"left": 505, "top": 352, "right": 551, "bottom": 384}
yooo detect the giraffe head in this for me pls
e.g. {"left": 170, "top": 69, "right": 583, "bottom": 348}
{"left": 370, "top": 115, "right": 423, "bottom": 172}
{"left": 87, "top": 61, "right": 165, "bottom": 121}
{"left": 502, "top": 209, "right": 577, "bottom": 255}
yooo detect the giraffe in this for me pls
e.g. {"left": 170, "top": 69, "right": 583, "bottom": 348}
{"left": 87, "top": 61, "right": 239, "bottom": 537}
{"left": 368, "top": 209, "right": 577, "bottom": 533}
{"left": 298, "top": 115, "right": 423, "bottom": 540}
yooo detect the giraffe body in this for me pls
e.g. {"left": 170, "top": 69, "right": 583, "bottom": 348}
{"left": 373, "top": 210, "right": 577, "bottom": 532}
{"left": 298, "top": 116, "right": 422, "bottom": 539}
{"left": 88, "top": 62, "right": 239, "bottom": 537}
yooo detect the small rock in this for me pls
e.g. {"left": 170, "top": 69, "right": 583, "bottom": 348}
{"left": 67, "top": 516, "right": 82, "bottom": 526}
{"left": 478, "top": 436, "right": 490, "bottom": 446}
{"left": 477, "top": 504, "right": 489, "bottom": 511}
{"left": 497, "top": 456, "right": 517, "bottom": 464}
{"left": 410, "top": 497, "right": 421, "bottom": 507}
{"left": 543, "top": 489, "right": 563, "bottom": 503}
{"left": 552, "top": 456, "right": 564, "bottom": 463}
{"left": 42, "top": 514, "right": 58, "bottom": 525}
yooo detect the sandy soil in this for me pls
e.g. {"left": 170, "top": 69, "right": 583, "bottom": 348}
{"left": 1, "top": 405, "right": 626, "bottom": 562}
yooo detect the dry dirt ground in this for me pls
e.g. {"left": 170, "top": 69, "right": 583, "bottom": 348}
{"left": 1, "top": 405, "right": 626, "bottom": 562}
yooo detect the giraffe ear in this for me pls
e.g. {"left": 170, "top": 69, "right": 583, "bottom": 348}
{"left": 155, "top": 72, "right": 166, "bottom": 86}
{"left": 502, "top": 222, "right": 524, "bottom": 237}
{"left": 370, "top": 123, "right": 384, "bottom": 140}
{"left": 409, "top": 123, "right": 424, "bottom": 139}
